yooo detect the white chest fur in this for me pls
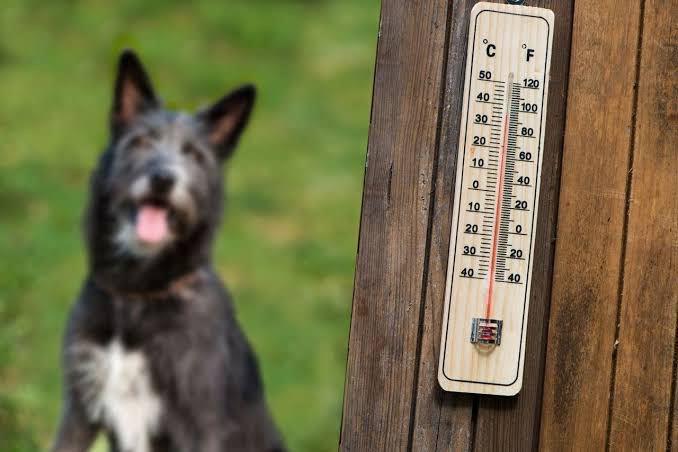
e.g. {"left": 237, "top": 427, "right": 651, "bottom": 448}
{"left": 71, "top": 339, "right": 162, "bottom": 452}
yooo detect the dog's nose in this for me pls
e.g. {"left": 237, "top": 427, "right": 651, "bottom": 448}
{"left": 150, "top": 169, "right": 176, "bottom": 193}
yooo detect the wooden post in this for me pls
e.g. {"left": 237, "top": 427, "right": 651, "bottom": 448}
{"left": 341, "top": 1, "right": 677, "bottom": 450}
{"left": 539, "top": 0, "right": 643, "bottom": 449}
{"left": 340, "top": 1, "right": 450, "bottom": 449}
{"left": 606, "top": 0, "right": 677, "bottom": 448}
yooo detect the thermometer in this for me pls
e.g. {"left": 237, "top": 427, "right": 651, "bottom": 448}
{"left": 438, "top": 2, "right": 554, "bottom": 396}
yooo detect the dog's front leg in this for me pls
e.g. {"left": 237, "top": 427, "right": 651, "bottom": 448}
{"left": 51, "top": 400, "right": 98, "bottom": 452}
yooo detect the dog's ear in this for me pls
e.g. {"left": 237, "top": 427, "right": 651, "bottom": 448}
{"left": 197, "top": 84, "right": 256, "bottom": 159}
{"left": 111, "top": 50, "right": 159, "bottom": 135}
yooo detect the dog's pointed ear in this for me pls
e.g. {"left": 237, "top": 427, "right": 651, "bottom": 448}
{"left": 197, "top": 84, "right": 256, "bottom": 159}
{"left": 111, "top": 50, "right": 159, "bottom": 134}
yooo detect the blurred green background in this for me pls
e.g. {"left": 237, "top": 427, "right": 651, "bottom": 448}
{"left": 0, "top": 1, "right": 378, "bottom": 450}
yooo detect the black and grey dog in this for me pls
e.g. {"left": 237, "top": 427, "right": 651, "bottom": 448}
{"left": 51, "top": 50, "right": 284, "bottom": 452}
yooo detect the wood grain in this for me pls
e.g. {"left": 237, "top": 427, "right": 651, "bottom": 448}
{"left": 341, "top": 1, "right": 675, "bottom": 450}
{"left": 608, "top": 0, "right": 678, "bottom": 449}
{"left": 339, "top": 0, "right": 450, "bottom": 450}
{"left": 471, "top": 0, "right": 573, "bottom": 448}
{"left": 411, "top": 0, "right": 574, "bottom": 448}
{"left": 538, "top": 1, "right": 643, "bottom": 450}
{"left": 411, "top": 1, "right": 478, "bottom": 449}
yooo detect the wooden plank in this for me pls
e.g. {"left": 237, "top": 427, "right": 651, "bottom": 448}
{"left": 608, "top": 0, "right": 678, "bottom": 449}
{"left": 339, "top": 0, "right": 450, "bottom": 450}
{"left": 413, "top": 0, "right": 573, "bottom": 448}
{"left": 538, "top": 1, "right": 643, "bottom": 449}
{"left": 411, "top": 1, "right": 478, "bottom": 449}
{"left": 471, "top": 0, "right": 574, "bottom": 448}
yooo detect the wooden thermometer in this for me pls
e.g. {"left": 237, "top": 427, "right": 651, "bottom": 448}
{"left": 438, "top": 2, "right": 554, "bottom": 396}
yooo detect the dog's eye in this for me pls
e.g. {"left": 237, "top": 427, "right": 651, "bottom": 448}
{"left": 182, "top": 142, "right": 204, "bottom": 163}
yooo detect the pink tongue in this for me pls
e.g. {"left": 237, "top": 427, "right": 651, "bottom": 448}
{"left": 135, "top": 205, "right": 169, "bottom": 243}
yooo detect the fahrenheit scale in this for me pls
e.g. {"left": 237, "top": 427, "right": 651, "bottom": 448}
{"left": 438, "top": 2, "right": 554, "bottom": 396}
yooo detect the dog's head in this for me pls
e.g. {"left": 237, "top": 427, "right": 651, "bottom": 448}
{"left": 97, "top": 50, "right": 255, "bottom": 258}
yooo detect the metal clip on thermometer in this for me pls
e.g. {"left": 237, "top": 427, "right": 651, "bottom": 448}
{"left": 438, "top": 2, "right": 554, "bottom": 396}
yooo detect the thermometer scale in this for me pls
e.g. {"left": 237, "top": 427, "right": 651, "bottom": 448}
{"left": 438, "top": 2, "right": 554, "bottom": 396}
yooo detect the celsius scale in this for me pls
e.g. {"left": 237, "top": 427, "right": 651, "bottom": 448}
{"left": 438, "top": 2, "right": 554, "bottom": 396}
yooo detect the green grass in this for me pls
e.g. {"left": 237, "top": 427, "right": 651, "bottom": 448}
{"left": 0, "top": 1, "right": 378, "bottom": 450}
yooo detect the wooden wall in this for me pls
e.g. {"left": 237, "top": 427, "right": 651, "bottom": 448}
{"left": 340, "top": 0, "right": 677, "bottom": 450}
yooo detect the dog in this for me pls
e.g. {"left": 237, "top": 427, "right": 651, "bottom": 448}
{"left": 51, "top": 50, "right": 285, "bottom": 452}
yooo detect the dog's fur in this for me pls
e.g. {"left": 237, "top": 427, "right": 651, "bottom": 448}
{"left": 51, "top": 50, "right": 284, "bottom": 452}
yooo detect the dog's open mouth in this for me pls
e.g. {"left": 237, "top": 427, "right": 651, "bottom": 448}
{"left": 113, "top": 196, "right": 189, "bottom": 256}
{"left": 135, "top": 203, "right": 170, "bottom": 244}
{"left": 115, "top": 190, "right": 193, "bottom": 255}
